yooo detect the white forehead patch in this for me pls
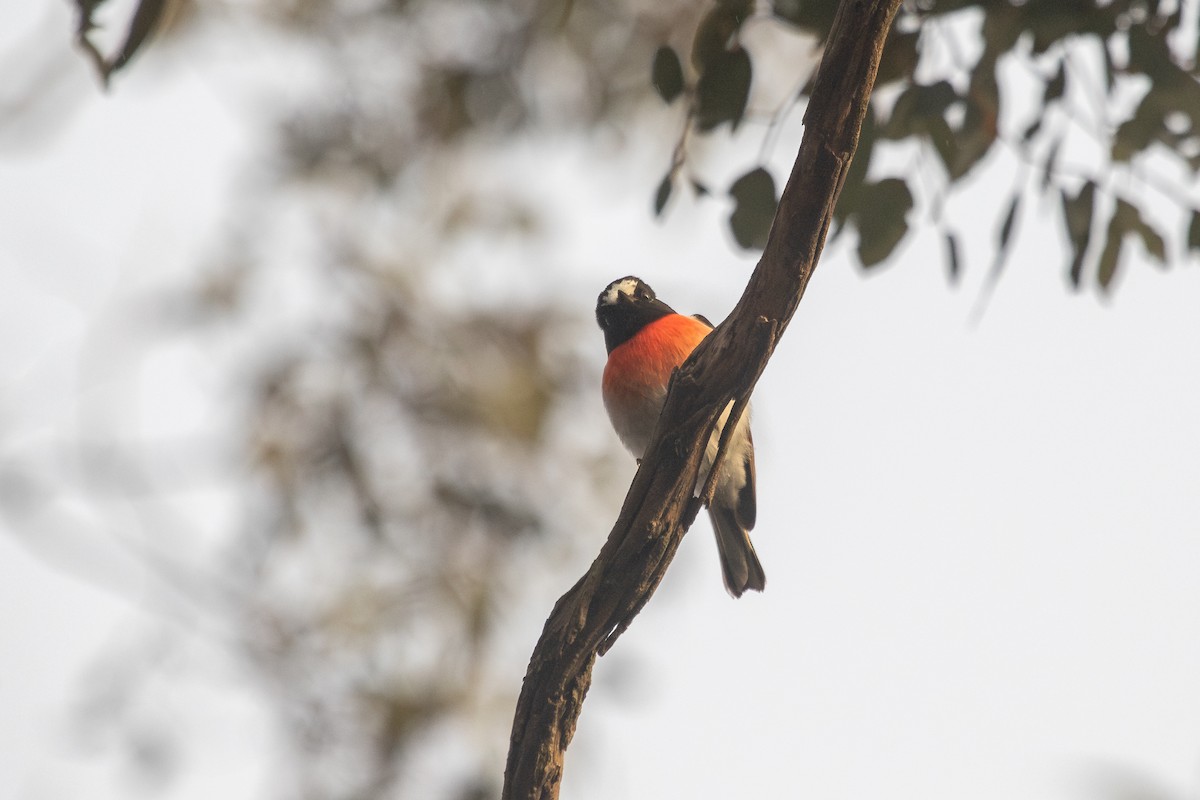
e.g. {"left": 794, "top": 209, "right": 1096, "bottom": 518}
{"left": 600, "top": 277, "right": 642, "bottom": 306}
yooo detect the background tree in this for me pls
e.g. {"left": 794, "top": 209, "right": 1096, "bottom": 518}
{"left": 643, "top": 0, "right": 1200, "bottom": 297}
{"left": 76, "top": 0, "right": 1200, "bottom": 296}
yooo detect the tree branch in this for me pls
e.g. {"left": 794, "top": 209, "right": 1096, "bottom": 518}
{"left": 501, "top": 1, "right": 903, "bottom": 797}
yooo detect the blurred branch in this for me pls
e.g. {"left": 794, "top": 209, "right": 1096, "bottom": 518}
{"left": 500, "top": 0, "right": 904, "bottom": 797}
{"left": 73, "top": 0, "right": 168, "bottom": 87}
{"left": 73, "top": 0, "right": 109, "bottom": 85}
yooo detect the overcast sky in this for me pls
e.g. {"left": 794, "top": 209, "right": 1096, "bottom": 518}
{"left": 3, "top": 4, "right": 1200, "bottom": 800}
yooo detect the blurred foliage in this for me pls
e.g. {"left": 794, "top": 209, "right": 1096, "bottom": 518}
{"left": 647, "top": 0, "right": 1200, "bottom": 292}
{"left": 222, "top": 277, "right": 607, "bottom": 799}
{"left": 78, "top": 0, "right": 1200, "bottom": 291}
{"left": 55, "top": 0, "right": 705, "bottom": 797}
{"left": 43, "top": 0, "right": 1200, "bottom": 797}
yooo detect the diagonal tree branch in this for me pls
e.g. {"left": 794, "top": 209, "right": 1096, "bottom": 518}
{"left": 501, "top": 1, "right": 903, "bottom": 797}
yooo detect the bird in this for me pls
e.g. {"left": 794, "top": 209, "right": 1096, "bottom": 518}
{"left": 595, "top": 275, "right": 765, "bottom": 597}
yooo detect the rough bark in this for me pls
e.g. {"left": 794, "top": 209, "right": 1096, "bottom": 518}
{"left": 501, "top": 1, "right": 903, "bottom": 797}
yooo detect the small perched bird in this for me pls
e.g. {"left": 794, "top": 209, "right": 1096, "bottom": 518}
{"left": 595, "top": 276, "right": 765, "bottom": 597}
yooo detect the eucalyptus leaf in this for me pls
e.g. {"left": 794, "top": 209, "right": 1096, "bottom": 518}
{"left": 651, "top": 46, "right": 685, "bottom": 104}
{"left": 728, "top": 167, "right": 778, "bottom": 250}
{"left": 654, "top": 173, "right": 673, "bottom": 217}
{"left": 1061, "top": 181, "right": 1096, "bottom": 288}
{"left": 696, "top": 46, "right": 752, "bottom": 132}
{"left": 856, "top": 178, "right": 913, "bottom": 268}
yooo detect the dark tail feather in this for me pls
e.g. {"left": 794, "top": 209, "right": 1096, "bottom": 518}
{"left": 710, "top": 505, "right": 766, "bottom": 598}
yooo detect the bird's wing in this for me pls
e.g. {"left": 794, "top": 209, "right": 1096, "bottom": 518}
{"left": 737, "top": 428, "right": 756, "bottom": 530}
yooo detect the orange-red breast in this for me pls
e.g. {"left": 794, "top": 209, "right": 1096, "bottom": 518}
{"left": 596, "top": 276, "right": 765, "bottom": 597}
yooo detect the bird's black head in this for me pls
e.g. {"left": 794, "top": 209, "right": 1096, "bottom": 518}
{"left": 595, "top": 276, "right": 676, "bottom": 353}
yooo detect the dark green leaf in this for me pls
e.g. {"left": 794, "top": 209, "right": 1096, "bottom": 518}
{"left": 983, "top": 194, "right": 1021, "bottom": 292}
{"left": 916, "top": 81, "right": 960, "bottom": 115}
{"left": 1110, "top": 198, "right": 1138, "bottom": 227}
{"left": 1113, "top": 94, "right": 1165, "bottom": 162}
{"left": 979, "top": 3, "right": 1023, "bottom": 62}
{"left": 1141, "top": 225, "right": 1168, "bottom": 264}
{"left": 728, "top": 168, "right": 773, "bottom": 202}
{"left": 926, "top": 115, "right": 958, "bottom": 174}
{"left": 881, "top": 80, "right": 959, "bottom": 141}
{"left": 728, "top": 167, "right": 778, "bottom": 250}
{"left": 1128, "top": 24, "right": 1174, "bottom": 76}
{"left": 691, "top": 0, "right": 751, "bottom": 70}
{"left": 1164, "top": 6, "right": 1184, "bottom": 33}
{"left": 1061, "top": 181, "right": 1096, "bottom": 288}
{"left": 1188, "top": 210, "right": 1200, "bottom": 254}
{"left": 1097, "top": 215, "right": 1125, "bottom": 292}
{"left": 1031, "top": 7, "right": 1115, "bottom": 55}
{"left": 771, "top": 0, "right": 837, "bottom": 38}
{"left": 876, "top": 31, "right": 919, "bottom": 86}
{"left": 1126, "top": 27, "right": 1200, "bottom": 115}
{"left": 74, "top": 0, "right": 113, "bottom": 31}
{"left": 951, "top": 68, "right": 999, "bottom": 179}
{"left": 1102, "top": 38, "right": 1116, "bottom": 94}
{"left": 997, "top": 193, "right": 1020, "bottom": 253}
{"left": 855, "top": 178, "right": 913, "bottom": 268}
{"left": 1041, "top": 140, "right": 1061, "bottom": 191}
{"left": 718, "top": 0, "right": 753, "bottom": 17}
{"left": 1043, "top": 61, "right": 1066, "bottom": 104}
{"left": 1121, "top": 199, "right": 1167, "bottom": 264}
{"left": 1094, "top": 198, "right": 1163, "bottom": 290}
{"left": 653, "top": 173, "right": 673, "bottom": 217}
{"left": 695, "top": 46, "right": 752, "bottom": 132}
{"left": 691, "top": 9, "right": 729, "bottom": 70}
{"left": 651, "top": 46, "right": 685, "bottom": 104}
{"left": 111, "top": 0, "right": 167, "bottom": 72}
{"left": 877, "top": 81, "right": 963, "bottom": 175}
{"left": 880, "top": 87, "right": 918, "bottom": 140}
{"left": 944, "top": 231, "right": 961, "bottom": 284}
{"left": 950, "top": 117, "right": 997, "bottom": 180}
{"left": 871, "top": 178, "right": 914, "bottom": 214}
{"left": 833, "top": 109, "right": 875, "bottom": 228}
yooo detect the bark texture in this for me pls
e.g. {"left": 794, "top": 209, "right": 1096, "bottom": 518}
{"left": 501, "top": 2, "right": 904, "bottom": 797}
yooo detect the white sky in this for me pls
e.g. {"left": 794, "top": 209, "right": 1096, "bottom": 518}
{"left": 2, "top": 4, "right": 1200, "bottom": 800}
